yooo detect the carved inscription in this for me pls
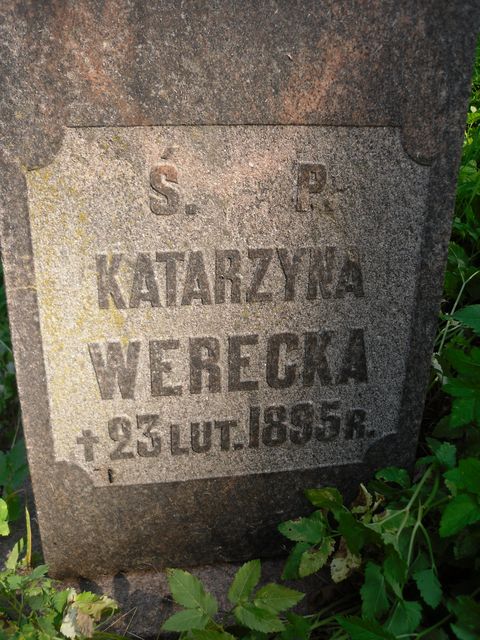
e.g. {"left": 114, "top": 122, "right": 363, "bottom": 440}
{"left": 26, "top": 125, "right": 429, "bottom": 486}
{"left": 95, "top": 247, "right": 364, "bottom": 309}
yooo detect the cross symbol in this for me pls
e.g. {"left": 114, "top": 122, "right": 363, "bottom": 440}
{"left": 77, "top": 430, "right": 99, "bottom": 462}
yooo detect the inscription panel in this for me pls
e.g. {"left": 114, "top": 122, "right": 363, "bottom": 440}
{"left": 26, "top": 126, "right": 428, "bottom": 486}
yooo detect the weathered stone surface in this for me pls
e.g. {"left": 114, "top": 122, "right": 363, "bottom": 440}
{"left": 0, "top": 1, "right": 478, "bottom": 577}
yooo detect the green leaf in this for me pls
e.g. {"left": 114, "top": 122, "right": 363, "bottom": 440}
{"left": 383, "top": 549, "right": 407, "bottom": 598}
{"left": 387, "top": 600, "right": 422, "bottom": 635}
{"left": 53, "top": 589, "right": 70, "bottom": 614}
{"left": 413, "top": 569, "right": 442, "bottom": 609}
{"left": 337, "top": 511, "right": 369, "bottom": 554}
{"left": 451, "top": 623, "right": 478, "bottom": 640}
{"left": 337, "top": 616, "right": 396, "bottom": 639}
{"left": 0, "top": 498, "right": 8, "bottom": 521}
{"left": 453, "top": 304, "right": 480, "bottom": 334}
{"left": 280, "top": 612, "right": 312, "bottom": 640}
{"left": 449, "top": 595, "right": 480, "bottom": 637}
{"left": 375, "top": 467, "right": 411, "bottom": 488}
{"left": 5, "top": 537, "right": 24, "bottom": 569}
{"left": 298, "top": 536, "right": 334, "bottom": 577}
{"left": 167, "top": 568, "right": 217, "bottom": 616}
{"left": 429, "top": 440, "right": 457, "bottom": 469}
{"left": 444, "top": 458, "right": 480, "bottom": 495}
{"left": 282, "top": 542, "right": 310, "bottom": 580}
{"left": 278, "top": 511, "right": 326, "bottom": 544}
{"left": 162, "top": 609, "right": 209, "bottom": 632}
{"left": 234, "top": 603, "right": 285, "bottom": 633}
{"left": 361, "top": 562, "right": 389, "bottom": 619}
{"left": 305, "top": 487, "right": 343, "bottom": 512}
{"left": 440, "top": 494, "right": 480, "bottom": 537}
{"left": 228, "top": 559, "right": 261, "bottom": 605}
{"left": 450, "top": 397, "right": 477, "bottom": 427}
{"left": 0, "top": 520, "right": 9, "bottom": 536}
{"left": 29, "top": 564, "right": 49, "bottom": 580}
{"left": 254, "top": 583, "right": 304, "bottom": 612}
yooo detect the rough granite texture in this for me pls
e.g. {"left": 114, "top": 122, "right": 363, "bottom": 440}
{"left": 0, "top": 0, "right": 478, "bottom": 609}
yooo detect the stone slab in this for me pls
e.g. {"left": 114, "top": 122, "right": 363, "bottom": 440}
{"left": 0, "top": 1, "right": 478, "bottom": 577}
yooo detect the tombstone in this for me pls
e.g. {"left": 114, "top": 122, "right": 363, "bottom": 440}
{"left": 0, "top": 2, "right": 478, "bottom": 579}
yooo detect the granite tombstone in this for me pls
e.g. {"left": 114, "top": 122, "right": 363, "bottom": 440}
{"left": 0, "top": 1, "right": 478, "bottom": 577}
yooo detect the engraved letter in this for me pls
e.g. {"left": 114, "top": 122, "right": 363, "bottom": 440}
{"left": 171, "top": 425, "right": 189, "bottom": 455}
{"left": 191, "top": 422, "right": 212, "bottom": 453}
{"left": 228, "top": 334, "right": 259, "bottom": 392}
{"left": 303, "top": 331, "right": 333, "bottom": 385}
{"left": 189, "top": 337, "right": 221, "bottom": 394}
{"left": 246, "top": 248, "right": 273, "bottom": 302}
{"left": 215, "top": 420, "right": 236, "bottom": 451}
{"left": 335, "top": 252, "right": 365, "bottom": 298}
{"left": 307, "top": 247, "right": 336, "bottom": 299}
{"left": 150, "top": 164, "right": 180, "bottom": 216}
{"left": 129, "top": 253, "right": 161, "bottom": 308}
{"left": 296, "top": 163, "right": 327, "bottom": 212}
{"left": 266, "top": 333, "right": 298, "bottom": 389}
{"left": 96, "top": 254, "right": 126, "bottom": 309}
{"left": 156, "top": 251, "right": 184, "bottom": 307}
{"left": 215, "top": 249, "right": 241, "bottom": 304}
{"left": 150, "top": 340, "right": 182, "bottom": 396}
{"left": 277, "top": 248, "right": 306, "bottom": 301}
{"left": 181, "top": 251, "right": 213, "bottom": 305}
{"left": 89, "top": 341, "right": 140, "bottom": 399}
{"left": 345, "top": 409, "right": 367, "bottom": 439}
{"left": 336, "top": 329, "right": 368, "bottom": 384}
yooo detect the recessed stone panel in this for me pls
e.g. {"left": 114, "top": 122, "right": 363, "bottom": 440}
{"left": 26, "top": 125, "right": 427, "bottom": 486}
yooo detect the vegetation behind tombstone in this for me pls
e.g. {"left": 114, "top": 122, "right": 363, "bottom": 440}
{"left": 0, "top": 43, "right": 478, "bottom": 640}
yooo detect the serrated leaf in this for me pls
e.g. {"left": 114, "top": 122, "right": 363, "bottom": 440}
{"left": 254, "top": 583, "right": 304, "bottom": 612}
{"left": 449, "top": 397, "right": 476, "bottom": 428}
{"left": 440, "top": 494, "right": 480, "bottom": 537}
{"left": 337, "top": 615, "right": 396, "bottom": 639}
{"left": 282, "top": 542, "right": 310, "bottom": 580}
{"left": 375, "top": 467, "right": 410, "bottom": 488}
{"left": 449, "top": 594, "right": 480, "bottom": 634}
{"left": 451, "top": 622, "right": 478, "bottom": 640}
{"left": 413, "top": 568, "right": 442, "bottom": 609}
{"left": 445, "top": 458, "right": 480, "bottom": 495}
{"left": 432, "top": 441, "right": 457, "bottom": 469}
{"left": 361, "top": 562, "right": 389, "bottom": 619}
{"left": 162, "top": 608, "right": 209, "bottom": 632}
{"left": 53, "top": 589, "right": 70, "bottom": 614}
{"left": 6, "top": 574, "right": 23, "bottom": 589}
{"left": 453, "top": 304, "right": 480, "bottom": 334}
{"left": 305, "top": 487, "right": 343, "bottom": 512}
{"left": 383, "top": 550, "right": 407, "bottom": 598}
{"left": 29, "top": 564, "right": 49, "bottom": 580}
{"left": 278, "top": 512, "right": 326, "bottom": 544}
{"left": 281, "top": 612, "right": 312, "bottom": 640}
{"left": 167, "top": 568, "right": 217, "bottom": 616}
{"left": 234, "top": 603, "right": 284, "bottom": 633}
{"left": 387, "top": 599, "right": 422, "bottom": 635}
{"left": 228, "top": 559, "right": 261, "bottom": 605}
{"left": 298, "top": 536, "right": 334, "bottom": 577}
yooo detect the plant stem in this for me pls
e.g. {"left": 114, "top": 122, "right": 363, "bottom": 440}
{"left": 437, "top": 269, "right": 480, "bottom": 356}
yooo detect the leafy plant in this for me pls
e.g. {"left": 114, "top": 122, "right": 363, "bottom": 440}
{"left": 0, "top": 508, "right": 119, "bottom": 640}
{"left": 162, "top": 562, "right": 305, "bottom": 638}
